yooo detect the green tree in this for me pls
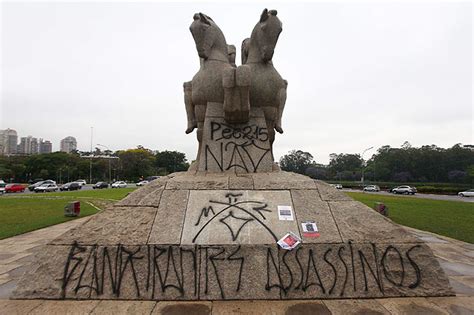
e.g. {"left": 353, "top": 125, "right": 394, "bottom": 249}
{"left": 279, "top": 150, "right": 315, "bottom": 174}
{"left": 116, "top": 147, "right": 156, "bottom": 181}
{"left": 155, "top": 150, "right": 189, "bottom": 174}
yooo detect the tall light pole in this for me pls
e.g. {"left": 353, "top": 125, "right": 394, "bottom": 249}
{"left": 89, "top": 127, "right": 93, "bottom": 185}
{"left": 361, "top": 146, "right": 374, "bottom": 188}
{"left": 97, "top": 143, "right": 112, "bottom": 183}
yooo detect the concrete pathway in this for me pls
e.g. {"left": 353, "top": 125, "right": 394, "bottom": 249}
{"left": 0, "top": 218, "right": 473, "bottom": 314}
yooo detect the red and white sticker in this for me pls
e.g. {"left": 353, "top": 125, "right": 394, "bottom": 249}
{"left": 301, "top": 221, "right": 320, "bottom": 238}
{"left": 277, "top": 232, "right": 301, "bottom": 250}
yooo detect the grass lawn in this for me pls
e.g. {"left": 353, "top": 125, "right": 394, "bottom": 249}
{"left": 46, "top": 187, "right": 137, "bottom": 200}
{"left": 0, "top": 187, "right": 137, "bottom": 239}
{"left": 347, "top": 192, "right": 474, "bottom": 244}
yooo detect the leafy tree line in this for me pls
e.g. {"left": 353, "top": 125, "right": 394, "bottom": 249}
{"left": 0, "top": 146, "right": 189, "bottom": 183}
{"left": 280, "top": 143, "right": 474, "bottom": 184}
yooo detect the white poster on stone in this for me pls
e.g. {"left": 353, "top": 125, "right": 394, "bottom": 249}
{"left": 278, "top": 205, "right": 294, "bottom": 221}
{"left": 301, "top": 221, "right": 320, "bottom": 238}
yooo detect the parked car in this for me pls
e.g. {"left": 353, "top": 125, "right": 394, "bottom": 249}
{"left": 363, "top": 185, "right": 380, "bottom": 192}
{"left": 391, "top": 185, "right": 417, "bottom": 195}
{"left": 136, "top": 180, "right": 149, "bottom": 186}
{"left": 34, "top": 183, "right": 59, "bottom": 193}
{"left": 60, "top": 182, "right": 82, "bottom": 191}
{"left": 330, "top": 184, "right": 343, "bottom": 189}
{"left": 5, "top": 184, "right": 26, "bottom": 193}
{"left": 458, "top": 189, "right": 474, "bottom": 197}
{"left": 0, "top": 183, "right": 6, "bottom": 194}
{"left": 28, "top": 180, "right": 56, "bottom": 191}
{"left": 93, "top": 182, "right": 109, "bottom": 189}
{"left": 75, "top": 179, "right": 87, "bottom": 186}
{"left": 111, "top": 181, "right": 127, "bottom": 188}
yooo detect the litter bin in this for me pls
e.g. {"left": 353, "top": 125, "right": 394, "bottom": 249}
{"left": 374, "top": 202, "right": 388, "bottom": 216}
{"left": 64, "top": 201, "right": 80, "bottom": 217}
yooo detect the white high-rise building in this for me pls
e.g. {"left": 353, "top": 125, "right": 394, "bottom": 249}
{"left": 0, "top": 128, "right": 18, "bottom": 155}
{"left": 60, "top": 136, "right": 77, "bottom": 153}
{"left": 18, "top": 136, "right": 39, "bottom": 155}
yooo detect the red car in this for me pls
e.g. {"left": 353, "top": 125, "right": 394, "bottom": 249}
{"left": 5, "top": 184, "right": 25, "bottom": 193}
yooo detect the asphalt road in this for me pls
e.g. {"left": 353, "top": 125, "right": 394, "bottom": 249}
{"left": 2, "top": 185, "right": 473, "bottom": 203}
{"left": 342, "top": 189, "right": 474, "bottom": 203}
{"left": 1, "top": 184, "right": 136, "bottom": 196}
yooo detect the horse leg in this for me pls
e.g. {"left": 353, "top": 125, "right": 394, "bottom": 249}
{"left": 266, "top": 119, "right": 276, "bottom": 159}
{"left": 194, "top": 104, "right": 207, "bottom": 164}
{"left": 184, "top": 81, "right": 196, "bottom": 134}
{"left": 222, "top": 67, "right": 237, "bottom": 123}
{"left": 275, "top": 80, "right": 288, "bottom": 134}
{"left": 236, "top": 65, "right": 251, "bottom": 123}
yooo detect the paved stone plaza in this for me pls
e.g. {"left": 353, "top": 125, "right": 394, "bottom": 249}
{"left": 0, "top": 210, "right": 473, "bottom": 314}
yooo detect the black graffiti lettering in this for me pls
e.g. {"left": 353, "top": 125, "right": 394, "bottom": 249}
{"left": 406, "top": 245, "right": 422, "bottom": 289}
{"left": 59, "top": 243, "right": 430, "bottom": 299}
{"left": 323, "top": 248, "right": 338, "bottom": 295}
{"left": 204, "top": 136, "right": 271, "bottom": 173}
{"left": 193, "top": 194, "right": 277, "bottom": 243}
{"left": 226, "top": 142, "right": 249, "bottom": 172}
{"left": 208, "top": 247, "right": 226, "bottom": 299}
{"left": 210, "top": 122, "right": 221, "bottom": 140}
{"left": 100, "top": 246, "right": 121, "bottom": 296}
{"left": 227, "top": 246, "right": 245, "bottom": 292}
{"left": 265, "top": 247, "right": 284, "bottom": 292}
{"left": 74, "top": 244, "right": 97, "bottom": 295}
{"left": 61, "top": 241, "right": 87, "bottom": 298}
{"left": 358, "top": 244, "right": 383, "bottom": 293}
{"left": 195, "top": 206, "right": 215, "bottom": 226}
{"left": 118, "top": 246, "right": 144, "bottom": 297}
{"left": 205, "top": 143, "right": 224, "bottom": 171}
{"left": 303, "top": 249, "right": 326, "bottom": 294}
{"left": 381, "top": 245, "right": 405, "bottom": 287}
{"left": 294, "top": 247, "right": 304, "bottom": 290}
{"left": 180, "top": 246, "right": 198, "bottom": 297}
{"left": 281, "top": 250, "right": 293, "bottom": 295}
{"left": 338, "top": 246, "right": 348, "bottom": 297}
{"left": 153, "top": 246, "right": 183, "bottom": 296}
{"left": 349, "top": 240, "right": 357, "bottom": 292}
{"left": 209, "top": 122, "right": 268, "bottom": 142}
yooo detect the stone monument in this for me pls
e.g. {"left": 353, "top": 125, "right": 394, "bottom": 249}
{"left": 13, "top": 9, "right": 453, "bottom": 302}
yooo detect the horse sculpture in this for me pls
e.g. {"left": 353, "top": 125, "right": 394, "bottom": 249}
{"left": 184, "top": 13, "right": 251, "bottom": 161}
{"left": 242, "top": 9, "right": 288, "bottom": 147}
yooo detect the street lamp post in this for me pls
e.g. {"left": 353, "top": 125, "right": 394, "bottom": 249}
{"left": 97, "top": 144, "right": 112, "bottom": 184}
{"left": 361, "top": 146, "right": 374, "bottom": 188}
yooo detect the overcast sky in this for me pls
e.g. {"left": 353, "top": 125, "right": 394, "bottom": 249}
{"left": 1, "top": 1, "right": 472, "bottom": 164}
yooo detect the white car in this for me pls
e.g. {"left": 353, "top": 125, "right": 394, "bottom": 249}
{"left": 136, "top": 180, "right": 149, "bottom": 187}
{"left": 0, "top": 183, "right": 5, "bottom": 194}
{"left": 75, "top": 179, "right": 87, "bottom": 186}
{"left": 391, "top": 186, "right": 417, "bottom": 195}
{"left": 458, "top": 189, "right": 474, "bottom": 197}
{"left": 112, "top": 181, "right": 127, "bottom": 188}
{"left": 364, "top": 185, "right": 380, "bottom": 192}
{"left": 34, "top": 183, "right": 59, "bottom": 193}
{"left": 330, "top": 184, "right": 342, "bottom": 189}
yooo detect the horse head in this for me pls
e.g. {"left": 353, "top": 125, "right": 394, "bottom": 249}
{"left": 190, "top": 13, "right": 228, "bottom": 61}
{"left": 249, "top": 9, "right": 282, "bottom": 63}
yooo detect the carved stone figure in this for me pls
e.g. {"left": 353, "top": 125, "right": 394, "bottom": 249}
{"left": 242, "top": 9, "right": 288, "bottom": 148}
{"left": 184, "top": 13, "right": 252, "bottom": 161}
{"left": 227, "top": 44, "right": 236, "bottom": 67}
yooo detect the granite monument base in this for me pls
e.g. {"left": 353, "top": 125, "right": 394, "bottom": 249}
{"left": 12, "top": 172, "right": 454, "bottom": 301}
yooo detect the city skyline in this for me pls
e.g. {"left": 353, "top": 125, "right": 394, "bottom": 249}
{"left": 0, "top": 127, "right": 61, "bottom": 155}
{"left": 1, "top": 2, "right": 472, "bottom": 164}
